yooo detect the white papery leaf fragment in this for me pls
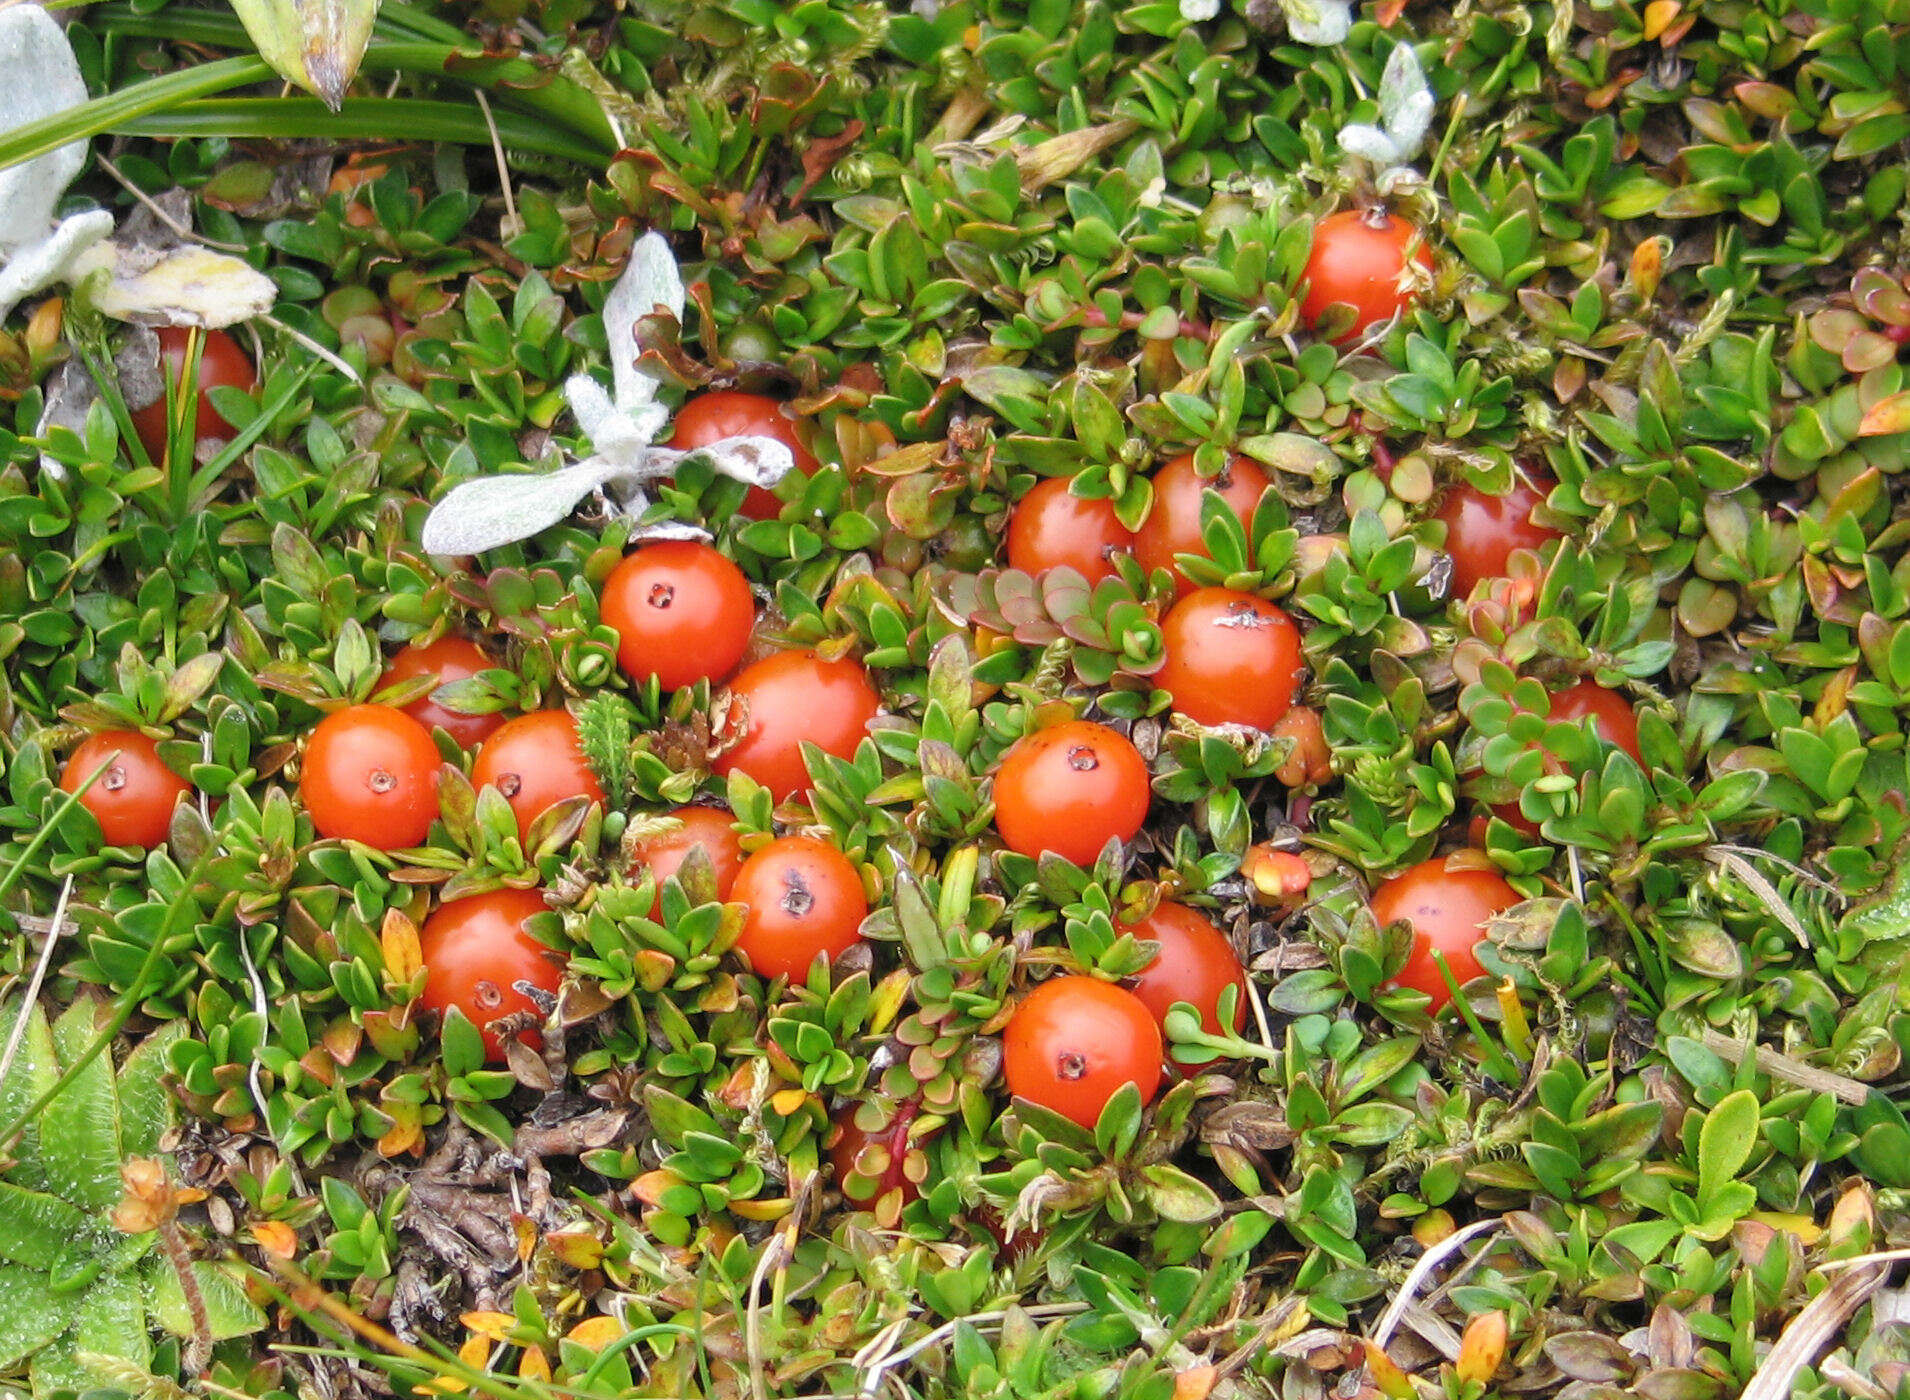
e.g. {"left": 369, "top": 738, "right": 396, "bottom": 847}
{"left": 69, "top": 242, "right": 279, "bottom": 328}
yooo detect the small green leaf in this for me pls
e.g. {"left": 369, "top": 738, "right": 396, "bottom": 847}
{"left": 1696, "top": 1089, "right": 1760, "bottom": 1210}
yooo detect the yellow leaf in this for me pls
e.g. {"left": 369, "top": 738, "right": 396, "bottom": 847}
{"left": 381, "top": 908, "right": 423, "bottom": 985}
{"left": 457, "top": 1334, "right": 491, "bottom": 1369}
{"left": 565, "top": 1316, "right": 625, "bottom": 1353}
{"left": 770, "top": 1088, "right": 810, "bottom": 1117}
{"left": 518, "top": 1348, "right": 550, "bottom": 1382}
{"left": 1641, "top": 0, "right": 1681, "bottom": 39}
{"left": 544, "top": 1229, "right": 604, "bottom": 1270}
{"left": 1749, "top": 1211, "right": 1823, "bottom": 1244}
{"left": 459, "top": 1313, "right": 517, "bottom": 1343}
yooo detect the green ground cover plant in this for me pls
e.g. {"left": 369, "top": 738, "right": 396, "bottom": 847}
{"left": 5, "top": 0, "right": 1910, "bottom": 1397}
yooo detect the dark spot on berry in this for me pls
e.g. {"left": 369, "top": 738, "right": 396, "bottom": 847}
{"left": 781, "top": 868, "right": 815, "bottom": 917}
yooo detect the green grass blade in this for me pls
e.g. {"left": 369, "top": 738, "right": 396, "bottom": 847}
{"left": 89, "top": 0, "right": 463, "bottom": 46}
{"left": 83, "top": 9, "right": 616, "bottom": 150}
{"left": 113, "top": 97, "right": 610, "bottom": 164}
{"left": 0, "top": 56, "right": 270, "bottom": 173}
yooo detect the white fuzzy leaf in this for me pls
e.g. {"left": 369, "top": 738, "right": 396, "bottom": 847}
{"left": 71, "top": 241, "right": 278, "bottom": 327}
{"left": 601, "top": 231, "right": 684, "bottom": 413}
{"left": 1336, "top": 124, "right": 1402, "bottom": 164}
{"left": 1377, "top": 42, "right": 1434, "bottom": 157}
{"left": 0, "top": 6, "right": 89, "bottom": 257}
{"left": 0, "top": 210, "right": 111, "bottom": 322}
{"left": 565, "top": 373, "right": 622, "bottom": 446}
{"left": 651, "top": 434, "right": 796, "bottom": 487}
{"left": 1281, "top": 0, "right": 1351, "bottom": 45}
{"left": 1179, "top": 0, "right": 1221, "bottom": 18}
{"left": 419, "top": 458, "right": 631, "bottom": 556}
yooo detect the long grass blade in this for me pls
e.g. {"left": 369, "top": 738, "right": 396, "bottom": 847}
{"left": 0, "top": 56, "right": 271, "bottom": 174}
{"left": 113, "top": 98, "right": 610, "bottom": 165}
{"left": 85, "top": 8, "right": 616, "bottom": 150}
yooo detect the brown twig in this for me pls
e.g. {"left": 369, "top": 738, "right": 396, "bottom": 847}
{"left": 1740, "top": 1260, "right": 1891, "bottom": 1400}
{"left": 158, "top": 1215, "right": 215, "bottom": 1375}
{"left": 1696, "top": 1029, "right": 1872, "bottom": 1107}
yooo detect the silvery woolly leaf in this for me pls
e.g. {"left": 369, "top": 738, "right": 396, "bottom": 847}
{"left": 0, "top": 210, "right": 112, "bottom": 322}
{"left": 0, "top": 5, "right": 89, "bottom": 257}
{"left": 226, "top": 0, "right": 377, "bottom": 110}
{"left": 69, "top": 241, "right": 277, "bottom": 327}
{"left": 1281, "top": 0, "right": 1351, "bottom": 44}
{"left": 601, "top": 232, "right": 685, "bottom": 414}
{"left": 1179, "top": 0, "right": 1221, "bottom": 18}
{"left": 565, "top": 372, "right": 665, "bottom": 455}
{"left": 419, "top": 458, "right": 632, "bottom": 556}
{"left": 646, "top": 434, "right": 797, "bottom": 488}
{"left": 1376, "top": 42, "right": 1434, "bottom": 158}
{"left": 1337, "top": 124, "right": 1402, "bottom": 164}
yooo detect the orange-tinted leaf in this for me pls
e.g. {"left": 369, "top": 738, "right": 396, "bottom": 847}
{"left": 518, "top": 1348, "right": 551, "bottom": 1382}
{"left": 1173, "top": 1365, "right": 1217, "bottom": 1400}
{"left": 632, "top": 1170, "right": 683, "bottom": 1209}
{"left": 378, "top": 1120, "right": 423, "bottom": 1158}
{"left": 1456, "top": 1311, "right": 1508, "bottom": 1384}
{"left": 1858, "top": 390, "right": 1910, "bottom": 438}
{"left": 250, "top": 1220, "right": 299, "bottom": 1259}
{"left": 1629, "top": 237, "right": 1662, "bottom": 301}
{"left": 1363, "top": 1341, "right": 1415, "bottom": 1400}
{"left": 1243, "top": 844, "right": 1312, "bottom": 900}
